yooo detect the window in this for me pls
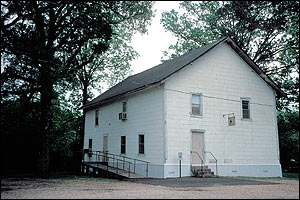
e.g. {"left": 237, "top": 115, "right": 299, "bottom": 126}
{"left": 122, "top": 102, "right": 127, "bottom": 112}
{"left": 242, "top": 99, "right": 250, "bottom": 119}
{"left": 191, "top": 94, "right": 202, "bottom": 116}
{"left": 121, "top": 136, "right": 126, "bottom": 154}
{"left": 138, "top": 134, "right": 144, "bottom": 154}
{"left": 89, "top": 139, "right": 92, "bottom": 149}
{"left": 95, "top": 110, "right": 99, "bottom": 126}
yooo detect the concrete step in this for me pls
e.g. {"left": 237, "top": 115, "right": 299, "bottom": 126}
{"left": 191, "top": 165, "right": 217, "bottom": 178}
{"left": 195, "top": 170, "right": 212, "bottom": 174}
{"left": 192, "top": 166, "right": 209, "bottom": 170}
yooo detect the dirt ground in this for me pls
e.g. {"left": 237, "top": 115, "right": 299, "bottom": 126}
{"left": 1, "top": 176, "right": 299, "bottom": 199}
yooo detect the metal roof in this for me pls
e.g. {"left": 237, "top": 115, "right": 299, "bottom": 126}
{"left": 83, "top": 37, "right": 285, "bottom": 111}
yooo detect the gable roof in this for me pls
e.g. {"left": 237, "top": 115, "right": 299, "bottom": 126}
{"left": 83, "top": 37, "right": 285, "bottom": 111}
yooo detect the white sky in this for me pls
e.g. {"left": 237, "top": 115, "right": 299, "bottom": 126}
{"left": 129, "top": 1, "right": 180, "bottom": 75}
{"left": 96, "top": 1, "right": 181, "bottom": 95}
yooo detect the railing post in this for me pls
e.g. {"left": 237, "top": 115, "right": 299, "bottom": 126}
{"left": 128, "top": 163, "right": 130, "bottom": 177}
{"left": 123, "top": 157, "right": 125, "bottom": 170}
{"left": 113, "top": 155, "right": 115, "bottom": 168}
{"left": 107, "top": 160, "right": 109, "bottom": 171}
{"left": 134, "top": 160, "right": 136, "bottom": 174}
{"left": 116, "top": 160, "right": 118, "bottom": 174}
{"left": 204, "top": 151, "right": 218, "bottom": 177}
{"left": 146, "top": 162, "right": 149, "bottom": 177}
{"left": 96, "top": 152, "right": 98, "bottom": 166}
{"left": 216, "top": 160, "right": 218, "bottom": 177}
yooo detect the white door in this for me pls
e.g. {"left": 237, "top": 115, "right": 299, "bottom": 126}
{"left": 103, "top": 135, "right": 108, "bottom": 162}
{"left": 192, "top": 132, "right": 204, "bottom": 165}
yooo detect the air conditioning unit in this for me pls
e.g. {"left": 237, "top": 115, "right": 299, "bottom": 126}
{"left": 119, "top": 112, "right": 127, "bottom": 120}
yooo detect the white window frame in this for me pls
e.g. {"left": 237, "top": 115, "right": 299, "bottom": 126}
{"left": 241, "top": 98, "right": 251, "bottom": 120}
{"left": 190, "top": 93, "right": 203, "bottom": 117}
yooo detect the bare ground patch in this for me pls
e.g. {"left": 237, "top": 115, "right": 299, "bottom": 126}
{"left": 1, "top": 176, "right": 299, "bottom": 199}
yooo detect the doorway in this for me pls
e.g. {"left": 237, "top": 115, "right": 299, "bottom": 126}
{"left": 191, "top": 131, "right": 204, "bottom": 165}
{"left": 103, "top": 135, "right": 108, "bottom": 162}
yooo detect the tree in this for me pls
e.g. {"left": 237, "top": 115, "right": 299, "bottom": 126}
{"left": 66, "top": 23, "right": 143, "bottom": 110}
{"left": 160, "top": 1, "right": 299, "bottom": 109}
{"left": 61, "top": 2, "right": 154, "bottom": 155}
{"left": 1, "top": 1, "right": 154, "bottom": 176}
{"left": 277, "top": 110, "right": 299, "bottom": 172}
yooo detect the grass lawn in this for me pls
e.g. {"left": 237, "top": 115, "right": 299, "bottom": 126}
{"left": 282, "top": 173, "right": 299, "bottom": 180}
{"left": 228, "top": 172, "right": 299, "bottom": 181}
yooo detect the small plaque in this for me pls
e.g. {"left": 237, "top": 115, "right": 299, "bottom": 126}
{"left": 178, "top": 152, "right": 183, "bottom": 160}
{"left": 228, "top": 116, "right": 235, "bottom": 126}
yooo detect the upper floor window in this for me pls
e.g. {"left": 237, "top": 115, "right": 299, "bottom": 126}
{"left": 241, "top": 99, "right": 250, "bottom": 119}
{"left": 122, "top": 102, "right": 127, "bottom": 112}
{"left": 119, "top": 102, "right": 127, "bottom": 120}
{"left": 95, "top": 110, "right": 99, "bottom": 126}
{"left": 191, "top": 94, "right": 203, "bottom": 116}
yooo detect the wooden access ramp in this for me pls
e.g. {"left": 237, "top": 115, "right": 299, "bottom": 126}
{"left": 81, "top": 151, "right": 150, "bottom": 179}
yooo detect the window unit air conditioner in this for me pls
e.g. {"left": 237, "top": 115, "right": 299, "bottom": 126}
{"left": 119, "top": 112, "right": 127, "bottom": 120}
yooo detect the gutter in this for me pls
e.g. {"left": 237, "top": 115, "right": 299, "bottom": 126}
{"left": 82, "top": 81, "right": 163, "bottom": 112}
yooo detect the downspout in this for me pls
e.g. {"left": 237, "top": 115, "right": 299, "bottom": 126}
{"left": 162, "top": 83, "right": 168, "bottom": 178}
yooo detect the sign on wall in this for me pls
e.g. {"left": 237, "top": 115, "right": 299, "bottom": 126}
{"left": 178, "top": 152, "right": 183, "bottom": 160}
{"left": 223, "top": 113, "right": 236, "bottom": 126}
{"left": 228, "top": 116, "right": 236, "bottom": 126}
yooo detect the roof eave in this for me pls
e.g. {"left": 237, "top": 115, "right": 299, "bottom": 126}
{"left": 82, "top": 81, "right": 163, "bottom": 112}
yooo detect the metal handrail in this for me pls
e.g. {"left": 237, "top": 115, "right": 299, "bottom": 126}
{"left": 190, "top": 151, "right": 204, "bottom": 164}
{"left": 88, "top": 151, "right": 133, "bottom": 177}
{"left": 96, "top": 151, "right": 133, "bottom": 176}
{"left": 82, "top": 150, "right": 149, "bottom": 177}
{"left": 97, "top": 150, "right": 149, "bottom": 164}
{"left": 97, "top": 150, "right": 150, "bottom": 176}
{"left": 204, "top": 151, "right": 218, "bottom": 176}
{"left": 190, "top": 150, "right": 204, "bottom": 176}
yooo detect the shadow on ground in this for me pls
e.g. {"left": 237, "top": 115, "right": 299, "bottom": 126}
{"left": 123, "top": 177, "right": 280, "bottom": 188}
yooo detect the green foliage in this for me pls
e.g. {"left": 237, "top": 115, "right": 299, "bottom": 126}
{"left": 282, "top": 173, "right": 299, "bottom": 180}
{"left": 1, "top": 1, "right": 155, "bottom": 175}
{"left": 63, "top": 2, "right": 155, "bottom": 110}
{"left": 160, "top": 1, "right": 299, "bottom": 109}
{"left": 1, "top": 99, "right": 40, "bottom": 173}
{"left": 277, "top": 110, "right": 299, "bottom": 172}
{"left": 50, "top": 95, "right": 82, "bottom": 157}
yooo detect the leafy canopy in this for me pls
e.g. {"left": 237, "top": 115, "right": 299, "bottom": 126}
{"left": 160, "top": 1, "right": 299, "bottom": 110}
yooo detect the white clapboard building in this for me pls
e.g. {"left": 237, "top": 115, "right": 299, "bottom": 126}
{"left": 82, "top": 37, "right": 285, "bottom": 178}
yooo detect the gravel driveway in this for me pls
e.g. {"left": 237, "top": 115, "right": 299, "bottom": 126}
{"left": 1, "top": 176, "right": 299, "bottom": 199}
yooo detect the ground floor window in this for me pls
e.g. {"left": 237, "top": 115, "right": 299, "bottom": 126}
{"left": 89, "top": 139, "right": 92, "bottom": 149}
{"left": 121, "top": 136, "right": 126, "bottom": 154}
{"left": 138, "top": 134, "right": 144, "bottom": 154}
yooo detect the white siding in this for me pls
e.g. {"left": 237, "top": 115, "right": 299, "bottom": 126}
{"left": 164, "top": 43, "right": 281, "bottom": 177}
{"left": 84, "top": 85, "right": 165, "bottom": 177}
{"left": 83, "top": 42, "right": 282, "bottom": 178}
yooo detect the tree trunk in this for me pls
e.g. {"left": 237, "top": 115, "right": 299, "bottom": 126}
{"left": 37, "top": 74, "right": 53, "bottom": 177}
{"left": 81, "top": 84, "right": 88, "bottom": 149}
{"left": 82, "top": 84, "right": 88, "bottom": 107}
